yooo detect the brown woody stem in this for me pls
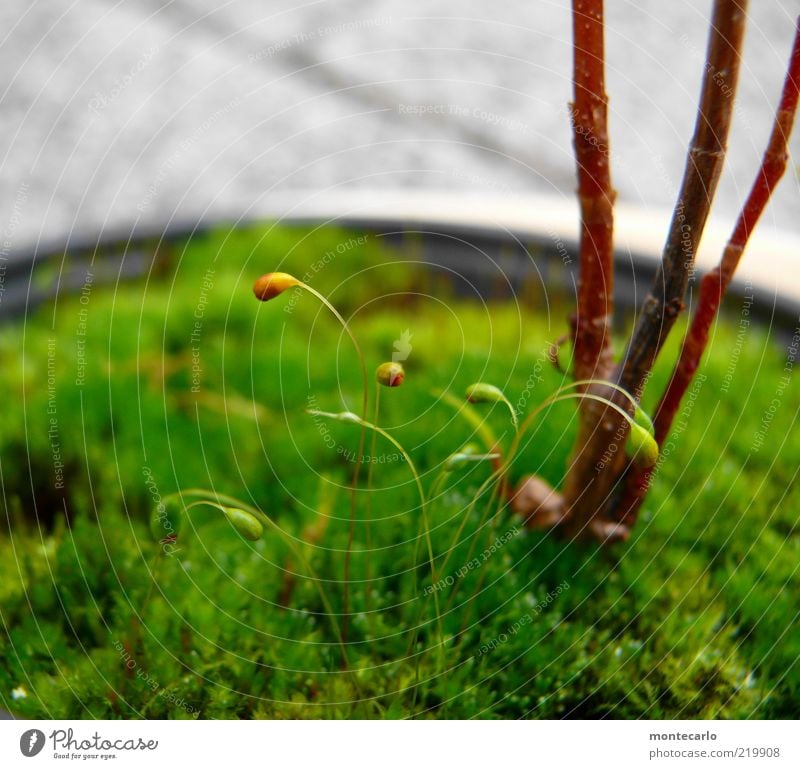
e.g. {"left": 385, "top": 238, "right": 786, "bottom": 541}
{"left": 618, "top": 0, "right": 747, "bottom": 397}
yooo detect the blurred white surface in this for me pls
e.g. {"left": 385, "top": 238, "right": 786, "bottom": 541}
{"left": 274, "top": 189, "right": 800, "bottom": 308}
{"left": 0, "top": 0, "right": 798, "bottom": 256}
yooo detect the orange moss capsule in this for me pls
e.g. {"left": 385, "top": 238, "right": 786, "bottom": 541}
{"left": 252, "top": 272, "right": 301, "bottom": 302}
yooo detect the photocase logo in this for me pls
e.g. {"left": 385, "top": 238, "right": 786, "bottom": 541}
{"left": 392, "top": 329, "right": 413, "bottom": 362}
{"left": 19, "top": 729, "right": 45, "bottom": 757}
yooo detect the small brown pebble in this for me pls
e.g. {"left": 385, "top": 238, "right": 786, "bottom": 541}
{"left": 588, "top": 518, "right": 631, "bottom": 543}
{"left": 511, "top": 475, "right": 566, "bottom": 529}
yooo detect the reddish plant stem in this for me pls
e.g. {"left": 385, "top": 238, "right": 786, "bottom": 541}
{"left": 616, "top": 17, "right": 800, "bottom": 528}
{"left": 570, "top": 0, "right": 615, "bottom": 383}
{"left": 560, "top": 0, "right": 618, "bottom": 537}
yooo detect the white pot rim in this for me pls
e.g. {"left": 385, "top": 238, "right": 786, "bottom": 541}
{"left": 250, "top": 189, "right": 800, "bottom": 313}
{"left": 4, "top": 190, "right": 798, "bottom": 323}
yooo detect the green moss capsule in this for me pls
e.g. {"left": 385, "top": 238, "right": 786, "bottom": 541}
{"left": 443, "top": 442, "right": 493, "bottom": 472}
{"left": 629, "top": 423, "right": 659, "bottom": 468}
{"left": 633, "top": 403, "right": 655, "bottom": 437}
{"left": 223, "top": 507, "right": 264, "bottom": 541}
{"left": 465, "top": 382, "right": 505, "bottom": 404}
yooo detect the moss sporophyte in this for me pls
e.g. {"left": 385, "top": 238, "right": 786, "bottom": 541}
{"left": 159, "top": 263, "right": 662, "bottom": 687}
{"left": 253, "top": 271, "right": 368, "bottom": 649}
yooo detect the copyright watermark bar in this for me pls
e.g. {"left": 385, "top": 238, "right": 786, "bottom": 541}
{"left": 2, "top": 720, "right": 794, "bottom": 766}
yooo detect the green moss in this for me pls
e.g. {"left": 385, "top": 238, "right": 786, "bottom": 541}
{"left": 0, "top": 223, "right": 797, "bottom": 718}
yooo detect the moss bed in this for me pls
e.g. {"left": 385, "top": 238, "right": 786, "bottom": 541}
{"left": 1, "top": 224, "right": 798, "bottom": 719}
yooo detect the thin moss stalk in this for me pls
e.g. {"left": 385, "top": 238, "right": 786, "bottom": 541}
{"left": 306, "top": 408, "right": 445, "bottom": 674}
{"left": 254, "top": 273, "right": 368, "bottom": 649}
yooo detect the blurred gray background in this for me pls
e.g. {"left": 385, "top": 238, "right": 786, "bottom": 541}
{"left": 1, "top": 0, "right": 799, "bottom": 254}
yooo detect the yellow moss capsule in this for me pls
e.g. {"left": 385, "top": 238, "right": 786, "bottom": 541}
{"left": 376, "top": 361, "right": 405, "bottom": 387}
{"left": 252, "top": 272, "right": 301, "bottom": 302}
